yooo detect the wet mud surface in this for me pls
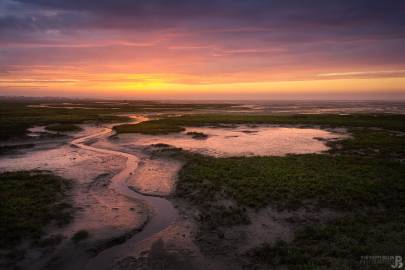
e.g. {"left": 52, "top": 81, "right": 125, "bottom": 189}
{"left": 0, "top": 117, "right": 346, "bottom": 269}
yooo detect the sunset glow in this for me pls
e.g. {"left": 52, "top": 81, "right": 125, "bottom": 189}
{"left": 1, "top": 0, "right": 405, "bottom": 99}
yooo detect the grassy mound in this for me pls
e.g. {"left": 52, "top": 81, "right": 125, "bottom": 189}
{"left": 185, "top": 131, "right": 208, "bottom": 139}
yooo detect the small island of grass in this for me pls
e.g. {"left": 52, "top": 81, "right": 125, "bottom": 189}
{"left": 114, "top": 121, "right": 185, "bottom": 135}
{"left": 186, "top": 131, "right": 208, "bottom": 139}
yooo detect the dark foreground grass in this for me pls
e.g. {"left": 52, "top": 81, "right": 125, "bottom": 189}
{"left": 0, "top": 171, "right": 73, "bottom": 249}
{"left": 171, "top": 115, "right": 405, "bottom": 269}
{"left": 248, "top": 209, "right": 405, "bottom": 269}
{"left": 177, "top": 152, "right": 405, "bottom": 269}
{"left": 177, "top": 155, "right": 405, "bottom": 210}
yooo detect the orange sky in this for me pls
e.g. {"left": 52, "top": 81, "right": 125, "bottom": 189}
{"left": 2, "top": 63, "right": 405, "bottom": 99}
{"left": 1, "top": 0, "right": 405, "bottom": 99}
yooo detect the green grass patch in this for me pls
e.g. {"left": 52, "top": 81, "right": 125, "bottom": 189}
{"left": 248, "top": 209, "right": 405, "bottom": 269}
{"left": 45, "top": 124, "right": 83, "bottom": 132}
{"left": 0, "top": 171, "right": 73, "bottom": 249}
{"left": 0, "top": 99, "right": 238, "bottom": 140}
{"left": 177, "top": 154, "right": 405, "bottom": 210}
{"left": 329, "top": 128, "right": 405, "bottom": 158}
{"left": 114, "top": 121, "right": 185, "bottom": 135}
{"left": 115, "top": 114, "right": 405, "bottom": 135}
{"left": 177, "top": 149, "right": 405, "bottom": 268}
{"left": 0, "top": 101, "right": 131, "bottom": 141}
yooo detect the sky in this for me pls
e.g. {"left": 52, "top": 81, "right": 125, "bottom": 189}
{"left": 1, "top": 0, "right": 405, "bottom": 100}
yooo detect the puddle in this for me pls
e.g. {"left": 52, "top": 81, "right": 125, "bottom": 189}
{"left": 117, "top": 126, "right": 346, "bottom": 157}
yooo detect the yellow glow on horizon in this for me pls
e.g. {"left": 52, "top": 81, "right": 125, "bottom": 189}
{"left": 1, "top": 74, "right": 405, "bottom": 97}
{"left": 85, "top": 76, "right": 405, "bottom": 95}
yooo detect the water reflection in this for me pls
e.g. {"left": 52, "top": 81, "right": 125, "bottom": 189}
{"left": 118, "top": 125, "right": 346, "bottom": 157}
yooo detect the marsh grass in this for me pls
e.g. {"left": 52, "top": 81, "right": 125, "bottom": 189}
{"left": 329, "top": 128, "right": 405, "bottom": 158}
{"left": 177, "top": 155, "right": 405, "bottom": 210}
{"left": 169, "top": 114, "right": 405, "bottom": 269}
{"left": 114, "top": 121, "right": 185, "bottom": 134}
{"left": 114, "top": 114, "right": 405, "bottom": 135}
{"left": 177, "top": 150, "right": 405, "bottom": 269}
{"left": 185, "top": 131, "right": 208, "bottom": 139}
{"left": 0, "top": 102, "right": 131, "bottom": 140}
{"left": 0, "top": 171, "right": 73, "bottom": 249}
{"left": 0, "top": 100, "right": 237, "bottom": 140}
{"left": 248, "top": 209, "right": 405, "bottom": 269}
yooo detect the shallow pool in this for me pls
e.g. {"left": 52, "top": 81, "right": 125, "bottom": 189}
{"left": 118, "top": 125, "right": 347, "bottom": 157}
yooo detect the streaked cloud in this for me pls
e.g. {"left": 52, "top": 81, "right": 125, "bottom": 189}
{"left": 0, "top": 78, "right": 79, "bottom": 83}
{"left": 0, "top": 0, "right": 404, "bottom": 98}
{"left": 318, "top": 70, "right": 405, "bottom": 78}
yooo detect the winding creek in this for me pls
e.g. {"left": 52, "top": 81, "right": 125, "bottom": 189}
{"left": 71, "top": 118, "right": 179, "bottom": 270}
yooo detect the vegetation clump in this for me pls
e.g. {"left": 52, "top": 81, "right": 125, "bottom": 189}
{"left": 186, "top": 131, "right": 208, "bottom": 139}
{"left": 114, "top": 121, "right": 185, "bottom": 135}
{"left": 150, "top": 143, "right": 171, "bottom": 148}
{"left": 0, "top": 171, "right": 73, "bottom": 249}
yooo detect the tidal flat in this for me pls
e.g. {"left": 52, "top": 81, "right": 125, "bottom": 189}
{"left": 1, "top": 99, "right": 405, "bottom": 270}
